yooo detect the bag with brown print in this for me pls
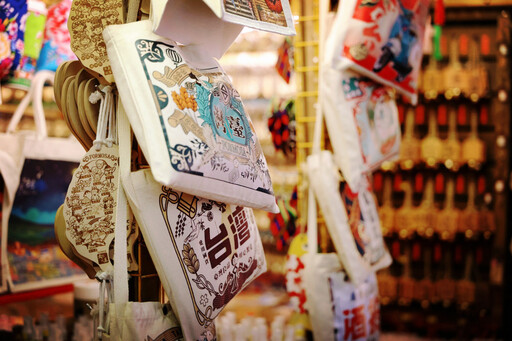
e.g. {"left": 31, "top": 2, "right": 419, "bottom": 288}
{"left": 116, "top": 101, "right": 266, "bottom": 341}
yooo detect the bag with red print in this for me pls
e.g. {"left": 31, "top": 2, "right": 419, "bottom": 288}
{"left": 118, "top": 100, "right": 266, "bottom": 341}
{"left": 307, "top": 151, "right": 391, "bottom": 285}
{"left": 327, "top": 0, "right": 429, "bottom": 104}
{"left": 303, "top": 187, "right": 381, "bottom": 341}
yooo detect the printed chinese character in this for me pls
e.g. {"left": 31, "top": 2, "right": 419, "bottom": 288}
{"left": 343, "top": 305, "right": 367, "bottom": 340}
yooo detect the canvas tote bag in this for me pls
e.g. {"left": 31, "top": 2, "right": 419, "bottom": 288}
{"left": 104, "top": 20, "right": 278, "bottom": 213}
{"left": 118, "top": 99, "right": 266, "bottom": 341}
{"left": 4, "top": 70, "right": 87, "bottom": 292}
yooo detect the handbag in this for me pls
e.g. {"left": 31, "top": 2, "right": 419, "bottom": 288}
{"left": 104, "top": 20, "right": 278, "bottom": 213}
{"left": 304, "top": 186, "right": 381, "bottom": 341}
{"left": 4, "top": 70, "right": 87, "bottom": 292}
{"left": 118, "top": 100, "right": 267, "bottom": 341}
{"left": 327, "top": 0, "right": 430, "bottom": 104}
{"left": 98, "top": 183, "right": 183, "bottom": 341}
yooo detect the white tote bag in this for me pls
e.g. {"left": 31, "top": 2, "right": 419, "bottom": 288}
{"left": 304, "top": 188, "right": 381, "bottom": 341}
{"left": 118, "top": 100, "right": 266, "bottom": 341}
{"left": 100, "top": 184, "right": 184, "bottom": 341}
{"left": 4, "top": 70, "right": 87, "bottom": 292}
{"left": 104, "top": 20, "right": 278, "bottom": 213}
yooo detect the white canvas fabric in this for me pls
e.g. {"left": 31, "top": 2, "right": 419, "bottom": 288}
{"left": 101, "top": 182, "right": 184, "bottom": 341}
{"left": 307, "top": 151, "right": 391, "bottom": 285}
{"left": 103, "top": 20, "right": 279, "bottom": 213}
{"left": 118, "top": 100, "right": 266, "bottom": 341}
{"left": 321, "top": 68, "right": 401, "bottom": 192}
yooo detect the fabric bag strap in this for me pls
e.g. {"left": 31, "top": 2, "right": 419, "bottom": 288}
{"left": 307, "top": 0, "right": 330, "bottom": 256}
{"left": 6, "top": 70, "right": 54, "bottom": 139}
{"left": 114, "top": 96, "right": 131, "bottom": 306}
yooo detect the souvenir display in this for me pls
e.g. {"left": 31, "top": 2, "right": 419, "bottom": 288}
{"left": 104, "top": 20, "right": 278, "bottom": 213}
{"left": 461, "top": 108, "right": 485, "bottom": 170}
{"left": 328, "top": 0, "right": 430, "bottom": 103}
{"left": 398, "top": 107, "right": 420, "bottom": 170}
{"left": 118, "top": 104, "right": 266, "bottom": 341}
{"left": 420, "top": 107, "right": 442, "bottom": 167}
{"left": 63, "top": 86, "right": 119, "bottom": 274}
{"left": 442, "top": 107, "right": 461, "bottom": 170}
{"left": 413, "top": 177, "right": 436, "bottom": 238}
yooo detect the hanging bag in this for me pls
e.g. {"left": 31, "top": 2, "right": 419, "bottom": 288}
{"left": 118, "top": 99, "right": 267, "bottom": 341}
{"left": 98, "top": 183, "right": 183, "bottom": 341}
{"left": 327, "top": 0, "right": 429, "bottom": 104}
{"left": 103, "top": 20, "right": 278, "bottom": 213}
{"left": 4, "top": 70, "right": 87, "bottom": 292}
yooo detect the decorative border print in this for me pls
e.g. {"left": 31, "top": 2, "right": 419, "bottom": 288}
{"left": 159, "top": 187, "right": 265, "bottom": 335}
{"left": 135, "top": 39, "right": 274, "bottom": 195}
{"left": 7, "top": 159, "right": 85, "bottom": 291}
{"left": 223, "top": 0, "right": 287, "bottom": 27}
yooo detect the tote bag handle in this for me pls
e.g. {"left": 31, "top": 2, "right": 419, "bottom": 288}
{"left": 6, "top": 70, "right": 54, "bottom": 139}
{"left": 307, "top": 0, "right": 330, "bottom": 256}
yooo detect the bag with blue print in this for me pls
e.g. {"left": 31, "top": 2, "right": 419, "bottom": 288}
{"left": 103, "top": 20, "right": 278, "bottom": 213}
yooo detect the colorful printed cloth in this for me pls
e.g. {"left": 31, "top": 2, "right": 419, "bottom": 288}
{"left": 0, "top": 0, "right": 28, "bottom": 79}
{"left": 36, "top": 0, "right": 75, "bottom": 72}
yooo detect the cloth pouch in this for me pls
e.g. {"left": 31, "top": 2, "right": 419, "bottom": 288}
{"left": 104, "top": 20, "right": 278, "bottom": 213}
{"left": 322, "top": 67, "right": 400, "bottom": 192}
{"left": 307, "top": 151, "right": 391, "bottom": 285}
{"left": 118, "top": 101, "right": 266, "bottom": 341}
{"left": 328, "top": 0, "right": 429, "bottom": 104}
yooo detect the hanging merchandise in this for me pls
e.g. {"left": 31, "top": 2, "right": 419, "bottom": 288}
{"left": 103, "top": 20, "right": 279, "bottom": 213}
{"left": 62, "top": 86, "right": 119, "bottom": 275}
{"left": 118, "top": 102, "right": 267, "bottom": 341}
{"left": 68, "top": 0, "right": 124, "bottom": 84}
{"left": 6, "top": 0, "right": 47, "bottom": 90}
{"left": 4, "top": 71, "right": 87, "bottom": 292}
{"left": 0, "top": 0, "right": 28, "bottom": 79}
{"left": 268, "top": 99, "right": 296, "bottom": 157}
{"left": 36, "top": 0, "right": 76, "bottom": 72}
{"left": 328, "top": 0, "right": 429, "bottom": 104}
{"left": 98, "top": 182, "right": 184, "bottom": 341}
{"left": 322, "top": 68, "right": 400, "bottom": 191}
{"left": 275, "top": 37, "right": 294, "bottom": 84}
{"left": 285, "top": 233, "right": 308, "bottom": 314}
{"left": 307, "top": 151, "right": 391, "bottom": 285}
{"left": 269, "top": 187, "right": 298, "bottom": 251}
{"left": 304, "top": 187, "right": 380, "bottom": 341}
